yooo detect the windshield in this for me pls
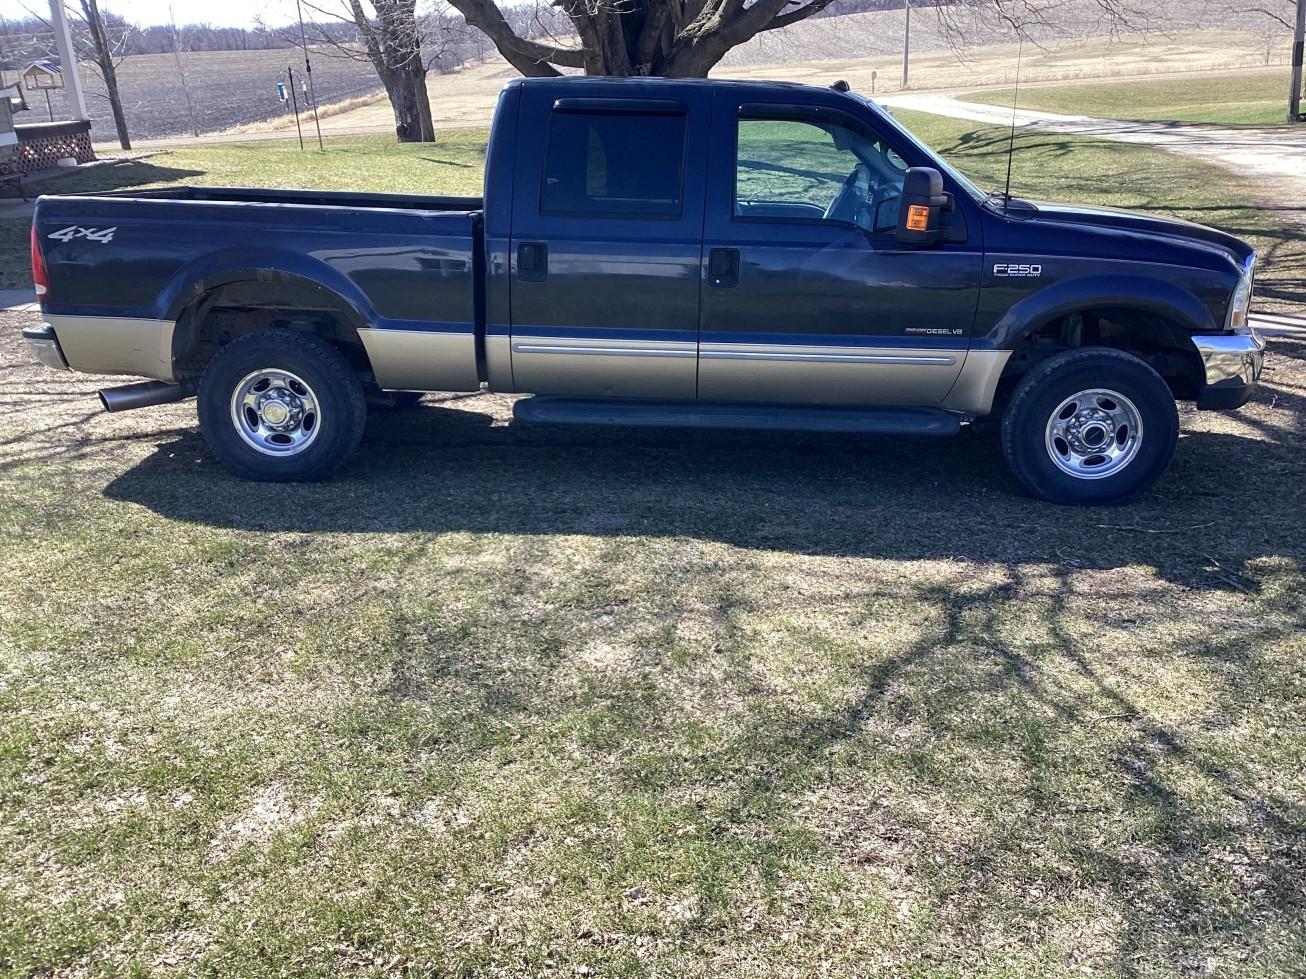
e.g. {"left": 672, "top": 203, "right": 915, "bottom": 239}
{"left": 852, "top": 94, "right": 987, "bottom": 204}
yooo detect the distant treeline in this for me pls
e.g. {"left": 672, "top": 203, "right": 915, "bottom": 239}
{"left": 0, "top": 15, "right": 312, "bottom": 66}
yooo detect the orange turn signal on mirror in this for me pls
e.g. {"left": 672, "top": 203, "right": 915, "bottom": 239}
{"left": 906, "top": 205, "right": 930, "bottom": 232}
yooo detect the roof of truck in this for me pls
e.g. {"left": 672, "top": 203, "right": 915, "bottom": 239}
{"left": 506, "top": 75, "right": 858, "bottom": 97}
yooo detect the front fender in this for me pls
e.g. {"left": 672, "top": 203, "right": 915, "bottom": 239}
{"left": 986, "top": 274, "right": 1218, "bottom": 350}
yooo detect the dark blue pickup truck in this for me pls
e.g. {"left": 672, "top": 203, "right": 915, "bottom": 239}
{"left": 24, "top": 76, "right": 1264, "bottom": 504}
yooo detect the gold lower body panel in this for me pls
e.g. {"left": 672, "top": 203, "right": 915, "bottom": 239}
{"left": 699, "top": 342, "right": 967, "bottom": 406}
{"left": 357, "top": 328, "right": 480, "bottom": 392}
{"left": 48, "top": 314, "right": 177, "bottom": 381}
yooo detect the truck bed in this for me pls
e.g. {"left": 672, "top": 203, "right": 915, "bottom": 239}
{"left": 35, "top": 187, "right": 484, "bottom": 334}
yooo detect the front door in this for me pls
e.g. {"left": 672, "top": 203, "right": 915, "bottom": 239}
{"left": 698, "top": 95, "right": 983, "bottom": 405}
{"left": 508, "top": 88, "right": 710, "bottom": 399}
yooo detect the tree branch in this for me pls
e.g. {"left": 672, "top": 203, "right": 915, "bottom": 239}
{"left": 444, "top": 0, "right": 580, "bottom": 73}
{"left": 761, "top": 0, "right": 841, "bottom": 34}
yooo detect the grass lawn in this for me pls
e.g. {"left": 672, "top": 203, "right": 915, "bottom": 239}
{"left": 2, "top": 114, "right": 1306, "bottom": 977}
{"left": 962, "top": 70, "right": 1294, "bottom": 127}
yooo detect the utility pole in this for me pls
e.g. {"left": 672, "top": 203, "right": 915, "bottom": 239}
{"left": 902, "top": 0, "right": 911, "bottom": 89}
{"left": 1291, "top": 0, "right": 1305, "bottom": 122}
{"left": 48, "top": 0, "right": 89, "bottom": 120}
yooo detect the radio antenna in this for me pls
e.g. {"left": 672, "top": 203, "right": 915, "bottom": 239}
{"left": 1002, "top": 33, "right": 1024, "bottom": 215}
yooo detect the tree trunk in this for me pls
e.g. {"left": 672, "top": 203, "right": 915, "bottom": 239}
{"left": 82, "top": 0, "right": 131, "bottom": 149}
{"left": 96, "top": 49, "right": 131, "bottom": 149}
{"left": 412, "top": 64, "right": 435, "bottom": 141}
{"left": 385, "top": 66, "right": 434, "bottom": 143}
{"left": 350, "top": 0, "right": 438, "bottom": 144}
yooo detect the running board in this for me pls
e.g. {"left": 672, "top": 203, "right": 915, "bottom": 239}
{"left": 513, "top": 397, "right": 964, "bottom": 436}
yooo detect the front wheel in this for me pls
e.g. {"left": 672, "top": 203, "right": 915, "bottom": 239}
{"left": 197, "top": 329, "right": 367, "bottom": 482}
{"left": 1001, "top": 347, "right": 1179, "bottom": 505}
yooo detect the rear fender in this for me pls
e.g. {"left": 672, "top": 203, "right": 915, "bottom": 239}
{"left": 159, "top": 247, "right": 376, "bottom": 328}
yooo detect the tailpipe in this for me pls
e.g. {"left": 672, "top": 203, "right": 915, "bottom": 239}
{"left": 98, "top": 380, "right": 193, "bottom": 413}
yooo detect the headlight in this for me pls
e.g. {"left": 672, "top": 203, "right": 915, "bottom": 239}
{"left": 1227, "top": 255, "right": 1256, "bottom": 330}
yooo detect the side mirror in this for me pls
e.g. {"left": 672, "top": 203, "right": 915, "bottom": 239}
{"left": 896, "top": 167, "right": 949, "bottom": 246}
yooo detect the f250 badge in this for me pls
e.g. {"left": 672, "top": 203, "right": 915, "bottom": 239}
{"left": 994, "top": 263, "right": 1042, "bottom": 278}
{"left": 48, "top": 225, "right": 117, "bottom": 245}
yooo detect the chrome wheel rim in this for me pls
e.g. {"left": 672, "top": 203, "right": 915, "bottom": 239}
{"left": 230, "top": 369, "right": 321, "bottom": 456}
{"left": 1044, "top": 388, "right": 1143, "bottom": 480}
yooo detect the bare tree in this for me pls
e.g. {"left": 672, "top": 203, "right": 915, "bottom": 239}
{"left": 11, "top": 0, "right": 136, "bottom": 142}
{"left": 931, "top": 0, "right": 1153, "bottom": 49}
{"left": 439, "top": 0, "right": 822, "bottom": 76}
{"left": 74, "top": 0, "right": 130, "bottom": 148}
{"left": 282, "top": 0, "right": 458, "bottom": 142}
{"left": 168, "top": 4, "right": 199, "bottom": 137}
{"left": 439, "top": 0, "right": 1159, "bottom": 78}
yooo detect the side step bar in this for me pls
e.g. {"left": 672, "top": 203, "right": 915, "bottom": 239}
{"left": 513, "top": 397, "right": 965, "bottom": 436}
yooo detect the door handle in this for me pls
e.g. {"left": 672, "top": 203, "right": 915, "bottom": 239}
{"left": 708, "top": 247, "right": 739, "bottom": 288}
{"left": 518, "top": 241, "right": 548, "bottom": 282}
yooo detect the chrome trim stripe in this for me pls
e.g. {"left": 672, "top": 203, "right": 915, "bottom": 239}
{"left": 701, "top": 350, "right": 956, "bottom": 366}
{"left": 697, "top": 343, "right": 969, "bottom": 406}
{"left": 512, "top": 343, "right": 695, "bottom": 359}
{"left": 509, "top": 335, "right": 697, "bottom": 399}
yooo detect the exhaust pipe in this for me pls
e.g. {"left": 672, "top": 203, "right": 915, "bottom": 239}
{"left": 98, "top": 380, "right": 193, "bottom": 413}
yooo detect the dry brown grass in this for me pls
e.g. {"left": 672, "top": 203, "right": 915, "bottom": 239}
{"left": 2, "top": 108, "right": 1304, "bottom": 978}
{"left": 1, "top": 311, "right": 1304, "bottom": 976}
{"left": 237, "top": 27, "right": 1296, "bottom": 140}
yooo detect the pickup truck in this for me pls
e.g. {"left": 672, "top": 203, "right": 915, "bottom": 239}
{"left": 23, "top": 76, "right": 1264, "bottom": 505}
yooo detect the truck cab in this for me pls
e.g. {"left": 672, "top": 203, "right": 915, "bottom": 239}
{"left": 24, "top": 76, "right": 1265, "bottom": 505}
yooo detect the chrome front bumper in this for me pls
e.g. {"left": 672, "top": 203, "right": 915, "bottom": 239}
{"left": 1191, "top": 329, "right": 1265, "bottom": 410}
{"left": 22, "top": 323, "right": 70, "bottom": 372}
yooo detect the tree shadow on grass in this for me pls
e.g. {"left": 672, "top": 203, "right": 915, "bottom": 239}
{"left": 23, "top": 159, "right": 206, "bottom": 197}
{"left": 654, "top": 564, "right": 1306, "bottom": 973}
{"left": 99, "top": 406, "right": 1300, "bottom": 598}
{"left": 11, "top": 341, "right": 1294, "bottom": 971}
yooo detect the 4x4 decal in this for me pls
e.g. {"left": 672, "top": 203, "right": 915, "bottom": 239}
{"left": 48, "top": 226, "right": 117, "bottom": 245}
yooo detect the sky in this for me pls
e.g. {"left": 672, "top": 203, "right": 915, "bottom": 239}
{"left": 0, "top": 0, "right": 303, "bottom": 29}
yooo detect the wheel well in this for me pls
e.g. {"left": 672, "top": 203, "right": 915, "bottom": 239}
{"left": 995, "top": 307, "right": 1205, "bottom": 410}
{"left": 171, "top": 279, "right": 374, "bottom": 383}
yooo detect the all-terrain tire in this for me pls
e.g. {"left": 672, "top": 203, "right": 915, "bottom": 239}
{"left": 1001, "top": 347, "right": 1179, "bottom": 506}
{"left": 197, "top": 329, "right": 367, "bottom": 482}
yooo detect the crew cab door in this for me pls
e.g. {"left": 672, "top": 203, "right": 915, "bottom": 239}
{"left": 507, "top": 88, "right": 710, "bottom": 398}
{"left": 698, "top": 94, "right": 983, "bottom": 405}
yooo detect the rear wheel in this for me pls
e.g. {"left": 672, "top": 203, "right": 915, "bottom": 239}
{"left": 1001, "top": 347, "right": 1178, "bottom": 505}
{"left": 197, "top": 329, "right": 366, "bottom": 482}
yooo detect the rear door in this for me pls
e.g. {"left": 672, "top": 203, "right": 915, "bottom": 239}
{"left": 508, "top": 86, "right": 710, "bottom": 399}
{"left": 698, "top": 93, "right": 983, "bottom": 405}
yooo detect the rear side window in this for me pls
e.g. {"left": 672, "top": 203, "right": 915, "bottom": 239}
{"left": 541, "top": 110, "right": 686, "bottom": 218}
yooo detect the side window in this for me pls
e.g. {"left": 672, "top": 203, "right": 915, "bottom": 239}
{"left": 735, "top": 117, "right": 908, "bottom": 234}
{"left": 542, "top": 110, "right": 687, "bottom": 218}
